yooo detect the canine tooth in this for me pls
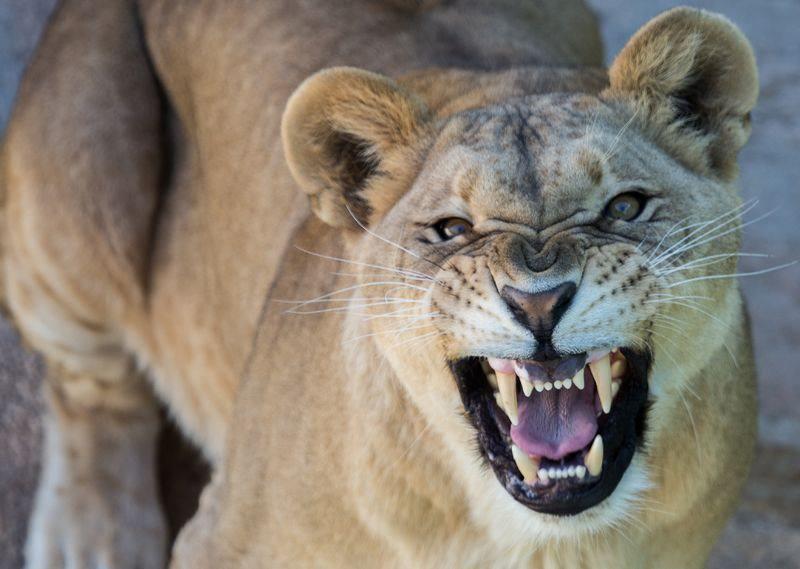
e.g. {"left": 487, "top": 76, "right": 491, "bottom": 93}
{"left": 520, "top": 377, "right": 534, "bottom": 397}
{"left": 538, "top": 469, "right": 550, "bottom": 483}
{"left": 563, "top": 378, "right": 572, "bottom": 389}
{"left": 544, "top": 382, "right": 553, "bottom": 391}
{"left": 512, "top": 445, "right": 539, "bottom": 483}
{"left": 554, "top": 380, "right": 562, "bottom": 389}
{"left": 497, "top": 372, "right": 518, "bottom": 425}
{"left": 590, "top": 354, "right": 613, "bottom": 414}
{"left": 585, "top": 435, "right": 604, "bottom": 476}
{"left": 572, "top": 367, "right": 585, "bottom": 390}
{"left": 576, "top": 465, "right": 587, "bottom": 479}
{"left": 534, "top": 381, "right": 545, "bottom": 392}
{"left": 611, "top": 380, "right": 621, "bottom": 399}
{"left": 611, "top": 358, "right": 626, "bottom": 379}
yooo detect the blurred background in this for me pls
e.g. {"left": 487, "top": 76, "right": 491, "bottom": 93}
{"left": 1, "top": 1, "right": 798, "bottom": 567}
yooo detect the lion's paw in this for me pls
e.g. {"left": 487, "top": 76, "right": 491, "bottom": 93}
{"left": 25, "top": 475, "right": 167, "bottom": 569}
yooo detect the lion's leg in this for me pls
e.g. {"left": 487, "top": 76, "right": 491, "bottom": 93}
{"left": 3, "top": 239, "right": 168, "bottom": 568}
{"left": 1, "top": 0, "right": 167, "bottom": 565}
{"left": 25, "top": 358, "right": 167, "bottom": 569}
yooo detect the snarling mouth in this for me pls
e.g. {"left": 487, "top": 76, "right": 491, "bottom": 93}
{"left": 451, "top": 348, "right": 650, "bottom": 516}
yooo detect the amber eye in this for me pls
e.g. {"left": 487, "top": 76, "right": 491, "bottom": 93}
{"left": 434, "top": 218, "right": 472, "bottom": 241}
{"left": 604, "top": 192, "right": 647, "bottom": 221}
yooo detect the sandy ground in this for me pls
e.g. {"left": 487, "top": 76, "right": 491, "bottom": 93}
{"left": 0, "top": 1, "right": 798, "bottom": 568}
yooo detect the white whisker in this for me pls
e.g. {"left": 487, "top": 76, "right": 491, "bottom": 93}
{"left": 345, "top": 205, "right": 426, "bottom": 261}
{"left": 277, "top": 296, "right": 423, "bottom": 305}
{"left": 654, "top": 213, "right": 772, "bottom": 271}
{"left": 383, "top": 423, "right": 433, "bottom": 474}
{"left": 647, "top": 200, "right": 757, "bottom": 267}
{"left": 295, "top": 246, "right": 434, "bottom": 280}
{"left": 666, "top": 260, "right": 798, "bottom": 288}
{"left": 364, "top": 310, "right": 440, "bottom": 322}
{"left": 361, "top": 304, "right": 431, "bottom": 319}
{"left": 652, "top": 313, "right": 690, "bottom": 328}
{"left": 651, "top": 306, "right": 739, "bottom": 369}
{"left": 651, "top": 319, "right": 685, "bottom": 337}
{"left": 286, "top": 300, "right": 423, "bottom": 316}
{"left": 602, "top": 106, "right": 641, "bottom": 163}
{"left": 648, "top": 293, "right": 712, "bottom": 302}
{"left": 646, "top": 217, "right": 697, "bottom": 262}
{"left": 343, "top": 322, "right": 436, "bottom": 345}
{"left": 650, "top": 203, "right": 767, "bottom": 270}
{"left": 647, "top": 328, "right": 685, "bottom": 369}
{"left": 333, "top": 271, "right": 437, "bottom": 284}
{"left": 652, "top": 299, "right": 731, "bottom": 330}
{"left": 387, "top": 330, "right": 442, "bottom": 350}
{"left": 657, "top": 252, "right": 770, "bottom": 276}
{"left": 678, "top": 391, "right": 703, "bottom": 467}
{"left": 283, "top": 281, "right": 431, "bottom": 309}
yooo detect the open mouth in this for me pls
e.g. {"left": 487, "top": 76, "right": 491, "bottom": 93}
{"left": 451, "top": 348, "right": 650, "bottom": 516}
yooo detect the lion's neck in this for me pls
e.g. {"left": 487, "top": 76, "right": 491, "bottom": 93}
{"left": 337, "top": 331, "right": 476, "bottom": 555}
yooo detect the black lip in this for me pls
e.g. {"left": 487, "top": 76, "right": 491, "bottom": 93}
{"left": 451, "top": 349, "right": 651, "bottom": 516}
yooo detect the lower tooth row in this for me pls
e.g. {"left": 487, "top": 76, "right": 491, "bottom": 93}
{"left": 511, "top": 434, "right": 604, "bottom": 485}
{"left": 538, "top": 465, "right": 587, "bottom": 481}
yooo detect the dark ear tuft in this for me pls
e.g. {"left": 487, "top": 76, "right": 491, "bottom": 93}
{"left": 327, "top": 130, "right": 380, "bottom": 222}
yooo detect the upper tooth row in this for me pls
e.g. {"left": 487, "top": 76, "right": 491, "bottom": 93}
{"left": 515, "top": 362, "right": 586, "bottom": 395}
{"left": 530, "top": 377, "right": 576, "bottom": 393}
{"left": 492, "top": 351, "right": 625, "bottom": 426}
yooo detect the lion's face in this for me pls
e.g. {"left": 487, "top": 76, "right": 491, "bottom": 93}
{"left": 282, "top": 8, "right": 756, "bottom": 539}
{"left": 362, "top": 94, "right": 740, "bottom": 523}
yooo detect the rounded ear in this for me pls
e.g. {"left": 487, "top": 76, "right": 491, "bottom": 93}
{"left": 281, "top": 67, "right": 431, "bottom": 228}
{"left": 605, "top": 7, "right": 758, "bottom": 180}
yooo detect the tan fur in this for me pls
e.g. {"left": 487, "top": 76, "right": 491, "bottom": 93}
{"left": 1, "top": 1, "right": 757, "bottom": 568}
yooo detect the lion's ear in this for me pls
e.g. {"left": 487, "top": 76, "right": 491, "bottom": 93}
{"left": 606, "top": 7, "right": 758, "bottom": 180}
{"left": 281, "top": 67, "right": 431, "bottom": 229}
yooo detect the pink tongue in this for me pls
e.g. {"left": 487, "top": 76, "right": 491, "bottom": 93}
{"left": 510, "top": 379, "right": 598, "bottom": 460}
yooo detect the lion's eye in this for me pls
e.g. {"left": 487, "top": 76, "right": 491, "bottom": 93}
{"left": 604, "top": 192, "right": 647, "bottom": 221}
{"left": 434, "top": 218, "right": 472, "bottom": 241}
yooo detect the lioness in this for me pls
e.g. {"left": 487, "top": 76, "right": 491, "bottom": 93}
{"left": 1, "top": 0, "right": 759, "bottom": 567}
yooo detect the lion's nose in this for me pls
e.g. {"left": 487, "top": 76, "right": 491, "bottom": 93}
{"left": 501, "top": 282, "right": 576, "bottom": 347}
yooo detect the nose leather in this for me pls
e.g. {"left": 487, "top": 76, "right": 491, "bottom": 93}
{"left": 501, "top": 282, "right": 576, "bottom": 348}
